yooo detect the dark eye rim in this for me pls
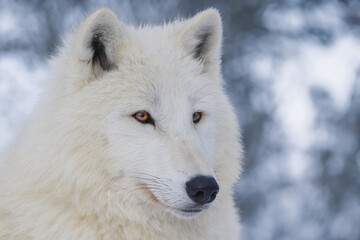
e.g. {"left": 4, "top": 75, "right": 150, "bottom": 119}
{"left": 132, "top": 111, "right": 155, "bottom": 126}
{"left": 193, "top": 112, "right": 202, "bottom": 124}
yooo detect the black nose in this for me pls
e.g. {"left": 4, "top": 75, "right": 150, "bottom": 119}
{"left": 186, "top": 176, "right": 219, "bottom": 205}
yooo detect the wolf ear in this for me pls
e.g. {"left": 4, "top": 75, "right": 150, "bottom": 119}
{"left": 74, "top": 8, "right": 126, "bottom": 78}
{"left": 179, "top": 9, "right": 222, "bottom": 73}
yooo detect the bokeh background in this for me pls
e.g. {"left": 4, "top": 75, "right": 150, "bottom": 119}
{"left": 1, "top": 0, "right": 360, "bottom": 239}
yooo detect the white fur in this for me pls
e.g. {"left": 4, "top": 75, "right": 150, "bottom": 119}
{"left": 0, "top": 8, "right": 243, "bottom": 240}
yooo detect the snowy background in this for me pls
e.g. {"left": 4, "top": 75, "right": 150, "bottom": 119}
{"left": 1, "top": 0, "right": 360, "bottom": 239}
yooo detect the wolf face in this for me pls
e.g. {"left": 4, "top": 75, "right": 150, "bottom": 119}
{"left": 56, "top": 8, "right": 239, "bottom": 219}
{"left": 104, "top": 68, "right": 220, "bottom": 218}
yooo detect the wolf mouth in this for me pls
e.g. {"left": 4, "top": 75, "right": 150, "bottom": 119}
{"left": 139, "top": 184, "right": 206, "bottom": 215}
{"left": 180, "top": 209, "right": 202, "bottom": 213}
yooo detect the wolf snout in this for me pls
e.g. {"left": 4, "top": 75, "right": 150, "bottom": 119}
{"left": 185, "top": 176, "right": 219, "bottom": 205}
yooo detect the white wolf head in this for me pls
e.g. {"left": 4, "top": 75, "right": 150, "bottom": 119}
{"left": 50, "top": 8, "right": 242, "bottom": 219}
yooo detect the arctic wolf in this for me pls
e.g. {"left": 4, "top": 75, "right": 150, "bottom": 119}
{"left": 0, "top": 8, "right": 243, "bottom": 240}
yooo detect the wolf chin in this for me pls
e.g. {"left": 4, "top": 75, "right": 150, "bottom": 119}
{"left": 0, "top": 8, "right": 243, "bottom": 240}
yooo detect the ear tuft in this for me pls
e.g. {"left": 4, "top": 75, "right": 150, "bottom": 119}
{"left": 179, "top": 8, "right": 222, "bottom": 73}
{"left": 193, "top": 27, "right": 211, "bottom": 60}
{"left": 91, "top": 31, "right": 114, "bottom": 71}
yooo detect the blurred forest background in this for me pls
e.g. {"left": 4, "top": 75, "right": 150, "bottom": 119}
{"left": 1, "top": 0, "right": 360, "bottom": 239}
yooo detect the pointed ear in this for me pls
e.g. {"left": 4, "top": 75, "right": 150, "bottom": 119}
{"left": 179, "top": 9, "right": 222, "bottom": 73}
{"left": 74, "top": 8, "right": 126, "bottom": 78}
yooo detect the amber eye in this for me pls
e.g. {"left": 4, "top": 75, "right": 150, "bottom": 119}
{"left": 193, "top": 112, "right": 202, "bottom": 124}
{"left": 135, "top": 111, "right": 148, "bottom": 122}
{"left": 133, "top": 111, "right": 155, "bottom": 125}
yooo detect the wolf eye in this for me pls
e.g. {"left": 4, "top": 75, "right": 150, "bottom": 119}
{"left": 133, "top": 111, "right": 155, "bottom": 125}
{"left": 193, "top": 112, "right": 202, "bottom": 124}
